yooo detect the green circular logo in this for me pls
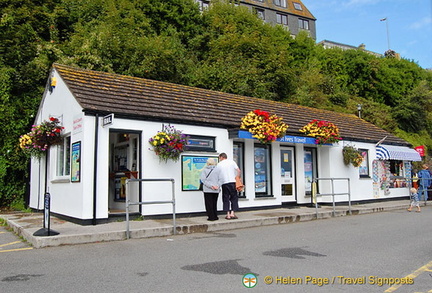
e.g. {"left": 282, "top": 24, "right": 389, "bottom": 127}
{"left": 243, "top": 273, "right": 257, "bottom": 288}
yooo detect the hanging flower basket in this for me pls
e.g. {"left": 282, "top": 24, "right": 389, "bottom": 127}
{"left": 19, "top": 117, "right": 64, "bottom": 158}
{"left": 240, "top": 109, "right": 288, "bottom": 144}
{"left": 343, "top": 145, "right": 363, "bottom": 167}
{"left": 299, "top": 119, "right": 342, "bottom": 145}
{"left": 148, "top": 125, "right": 188, "bottom": 163}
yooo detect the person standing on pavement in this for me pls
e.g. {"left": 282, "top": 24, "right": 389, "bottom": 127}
{"left": 407, "top": 187, "right": 421, "bottom": 212}
{"left": 216, "top": 152, "right": 241, "bottom": 220}
{"left": 417, "top": 164, "right": 431, "bottom": 205}
{"left": 200, "top": 158, "right": 220, "bottom": 221}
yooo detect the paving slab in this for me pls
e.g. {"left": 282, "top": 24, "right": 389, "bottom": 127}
{"left": 0, "top": 200, "right": 411, "bottom": 248}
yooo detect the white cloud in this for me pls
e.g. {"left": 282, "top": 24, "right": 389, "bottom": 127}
{"left": 410, "top": 17, "right": 432, "bottom": 30}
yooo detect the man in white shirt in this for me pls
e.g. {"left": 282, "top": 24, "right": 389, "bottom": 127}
{"left": 216, "top": 153, "right": 241, "bottom": 219}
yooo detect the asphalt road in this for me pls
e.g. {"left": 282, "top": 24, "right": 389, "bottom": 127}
{"left": 1, "top": 206, "right": 432, "bottom": 293}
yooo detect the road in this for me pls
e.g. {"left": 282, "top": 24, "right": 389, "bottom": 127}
{"left": 1, "top": 206, "right": 432, "bottom": 293}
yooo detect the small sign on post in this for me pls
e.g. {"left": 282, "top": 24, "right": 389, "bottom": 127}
{"left": 33, "top": 192, "right": 59, "bottom": 237}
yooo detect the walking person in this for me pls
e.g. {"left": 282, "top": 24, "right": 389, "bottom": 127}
{"left": 200, "top": 158, "right": 220, "bottom": 221}
{"left": 216, "top": 153, "right": 241, "bottom": 220}
{"left": 407, "top": 187, "right": 421, "bottom": 212}
{"left": 417, "top": 164, "right": 431, "bottom": 205}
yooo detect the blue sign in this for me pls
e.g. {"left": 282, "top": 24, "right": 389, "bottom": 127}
{"left": 237, "top": 130, "right": 317, "bottom": 144}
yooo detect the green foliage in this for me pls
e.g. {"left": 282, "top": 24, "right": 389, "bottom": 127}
{"left": 1, "top": 0, "right": 432, "bottom": 208}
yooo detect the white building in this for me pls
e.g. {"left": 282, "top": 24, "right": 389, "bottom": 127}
{"left": 28, "top": 64, "right": 421, "bottom": 224}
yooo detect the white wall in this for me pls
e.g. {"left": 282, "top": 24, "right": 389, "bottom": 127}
{"left": 29, "top": 69, "right": 86, "bottom": 219}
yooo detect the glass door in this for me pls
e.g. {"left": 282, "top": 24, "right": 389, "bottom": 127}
{"left": 280, "top": 147, "right": 296, "bottom": 202}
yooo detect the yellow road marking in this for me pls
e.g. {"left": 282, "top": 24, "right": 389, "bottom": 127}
{"left": 385, "top": 260, "right": 432, "bottom": 292}
{"left": 0, "top": 241, "right": 20, "bottom": 248}
{"left": 0, "top": 247, "right": 33, "bottom": 253}
{"left": 0, "top": 232, "right": 6, "bottom": 234}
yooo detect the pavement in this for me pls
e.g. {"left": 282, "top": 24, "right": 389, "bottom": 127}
{"left": 0, "top": 199, "right": 411, "bottom": 248}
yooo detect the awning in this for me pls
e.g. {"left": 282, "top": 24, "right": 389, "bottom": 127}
{"left": 376, "top": 145, "right": 422, "bottom": 161}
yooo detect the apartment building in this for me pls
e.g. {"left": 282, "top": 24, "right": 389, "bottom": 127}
{"left": 195, "top": 0, "right": 316, "bottom": 39}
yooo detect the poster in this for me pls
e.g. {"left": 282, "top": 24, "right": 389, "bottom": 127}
{"left": 71, "top": 141, "right": 81, "bottom": 182}
{"left": 182, "top": 155, "right": 218, "bottom": 191}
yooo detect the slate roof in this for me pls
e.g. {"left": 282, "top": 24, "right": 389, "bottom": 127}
{"left": 54, "top": 63, "right": 410, "bottom": 146}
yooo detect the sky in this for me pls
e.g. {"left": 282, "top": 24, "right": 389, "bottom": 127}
{"left": 301, "top": 0, "right": 432, "bottom": 69}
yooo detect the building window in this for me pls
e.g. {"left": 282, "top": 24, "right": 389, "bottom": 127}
{"left": 233, "top": 142, "right": 245, "bottom": 198}
{"left": 359, "top": 149, "right": 369, "bottom": 178}
{"left": 274, "top": 0, "right": 287, "bottom": 8}
{"left": 293, "top": 2, "right": 302, "bottom": 10}
{"left": 254, "top": 8, "right": 265, "bottom": 20}
{"left": 304, "top": 148, "right": 317, "bottom": 196}
{"left": 195, "top": 0, "right": 210, "bottom": 11}
{"left": 56, "top": 135, "right": 71, "bottom": 177}
{"left": 298, "top": 19, "right": 309, "bottom": 30}
{"left": 254, "top": 145, "right": 272, "bottom": 197}
{"left": 276, "top": 13, "right": 288, "bottom": 26}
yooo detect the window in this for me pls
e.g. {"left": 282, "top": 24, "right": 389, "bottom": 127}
{"left": 298, "top": 19, "right": 309, "bottom": 30}
{"left": 195, "top": 0, "right": 209, "bottom": 11}
{"left": 56, "top": 135, "right": 71, "bottom": 177}
{"left": 304, "top": 148, "right": 317, "bottom": 196}
{"left": 254, "top": 145, "right": 272, "bottom": 197}
{"left": 254, "top": 8, "right": 265, "bottom": 20}
{"left": 359, "top": 149, "right": 369, "bottom": 178}
{"left": 276, "top": 13, "right": 288, "bottom": 26}
{"left": 293, "top": 2, "right": 302, "bottom": 10}
{"left": 274, "top": 0, "right": 287, "bottom": 8}
{"left": 233, "top": 143, "right": 245, "bottom": 198}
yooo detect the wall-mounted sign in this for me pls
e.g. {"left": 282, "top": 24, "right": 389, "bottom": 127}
{"left": 73, "top": 114, "right": 83, "bottom": 135}
{"left": 103, "top": 113, "right": 114, "bottom": 127}
{"left": 71, "top": 141, "right": 81, "bottom": 182}
{"left": 181, "top": 155, "right": 218, "bottom": 191}
{"left": 186, "top": 135, "right": 216, "bottom": 152}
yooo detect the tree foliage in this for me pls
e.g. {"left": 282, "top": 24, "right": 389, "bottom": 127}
{"left": 1, "top": 0, "right": 432, "bottom": 208}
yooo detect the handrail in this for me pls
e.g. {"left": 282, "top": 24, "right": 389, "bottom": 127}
{"left": 125, "top": 178, "right": 176, "bottom": 239}
{"left": 312, "top": 177, "right": 351, "bottom": 218}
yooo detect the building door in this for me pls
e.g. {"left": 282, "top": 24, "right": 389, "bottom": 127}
{"left": 108, "top": 131, "right": 141, "bottom": 214}
{"left": 280, "top": 147, "right": 296, "bottom": 202}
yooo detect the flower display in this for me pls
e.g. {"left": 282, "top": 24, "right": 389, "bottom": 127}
{"left": 19, "top": 117, "right": 64, "bottom": 158}
{"left": 299, "top": 119, "right": 342, "bottom": 145}
{"left": 240, "top": 109, "right": 288, "bottom": 144}
{"left": 148, "top": 125, "right": 188, "bottom": 163}
{"left": 342, "top": 145, "right": 363, "bottom": 167}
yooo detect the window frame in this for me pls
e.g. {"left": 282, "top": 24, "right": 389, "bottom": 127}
{"left": 298, "top": 18, "right": 309, "bottom": 30}
{"left": 55, "top": 135, "right": 71, "bottom": 178}
{"left": 276, "top": 13, "right": 288, "bottom": 26}
{"left": 359, "top": 149, "right": 370, "bottom": 178}
{"left": 274, "top": 0, "right": 287, "bottom": 8}
{"left": 254, "top": 144, "right": 272, "bottom": 197}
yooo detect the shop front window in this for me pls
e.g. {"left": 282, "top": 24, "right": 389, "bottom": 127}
{"left": 359, "top": 149, "right": 369, "bottom": 178}
{"left": 233, "top": 142, "right": 245, "bottom": 198}
{"left": 254, "top": 145, "right": 272, "bottom": 197}
{"left": 389, "top": 160, "right": 408, "bottom": 188}
{"left": 304, "top": 148, "right": 317, "bottom": 196}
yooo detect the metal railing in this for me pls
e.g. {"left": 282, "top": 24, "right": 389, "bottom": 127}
{"left": 125, "top": 178, "right": 176, "bottom": 239}
{"left": 312, "top": 177, "right": 351, "bottom": 218}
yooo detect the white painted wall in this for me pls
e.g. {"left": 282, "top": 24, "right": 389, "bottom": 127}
{"left": 29, "top": 70, "right": 411, "bottom": 221}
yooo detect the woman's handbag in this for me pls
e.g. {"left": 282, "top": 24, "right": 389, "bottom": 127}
{"left": 199, "top": 169, "right": 213, "bottom": 191}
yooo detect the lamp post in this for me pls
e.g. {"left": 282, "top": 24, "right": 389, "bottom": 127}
{"left": 357, "top": 104, "right": 362, "bottom": 119}
{"left": 380, "top": 17, "right": 390, "bottom": 50}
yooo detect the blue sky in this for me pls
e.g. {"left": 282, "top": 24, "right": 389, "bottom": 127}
{"left": 301, "top": 0, "right": 432, "bottom": 69}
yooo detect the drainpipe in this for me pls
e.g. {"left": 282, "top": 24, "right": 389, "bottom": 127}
{"left": 92, "top": 114, "right": 99, "bottom": 225}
